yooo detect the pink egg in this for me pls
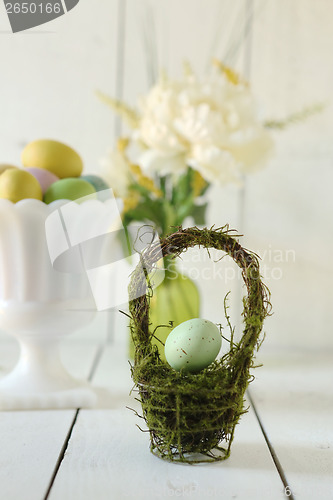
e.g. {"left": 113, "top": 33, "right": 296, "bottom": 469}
{"left": 25, "top": 167, "right": 59, "bottom": 194}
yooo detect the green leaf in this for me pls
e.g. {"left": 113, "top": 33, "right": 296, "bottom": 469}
{"left": 174, "top": 196, "right": 195, "bottom": 225}
{"left": 124, "top": 199, "right": 165, "bottom": 234}
{"left": 159, "top": 176, "right": 167, "bottom": 196}
{"left": 162, "top": 200, "right": 177, "bottom": 234}
{"left": 129, "top": 183, "right": 153, "bottom": 199}
{"left": 191, "top": 203, "right": 208, "bottom": 226}
{"left": 171, "top": 168, "right": 193, "bottom": 206}
{"left": 199, "top": 181, "right": 210, "bottom": 196}
{"left": 117, "top": 223, "right": 133, "bottom": 259}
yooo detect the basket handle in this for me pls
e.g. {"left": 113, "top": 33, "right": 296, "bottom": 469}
{"left": 129, "top": 226, "right": 271, "bottom": 365}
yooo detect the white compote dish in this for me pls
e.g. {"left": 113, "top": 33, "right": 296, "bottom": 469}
{"left": 0, "top": 195, "right": 119, "bottom": 410}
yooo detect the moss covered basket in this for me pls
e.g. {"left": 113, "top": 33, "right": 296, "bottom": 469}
{"left": 128, "top": 226, "right": 271, "bottom": 463}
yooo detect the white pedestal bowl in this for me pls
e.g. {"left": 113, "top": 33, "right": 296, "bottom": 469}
{"left": 0, "top": 198, "right": 113, "bottom": 410}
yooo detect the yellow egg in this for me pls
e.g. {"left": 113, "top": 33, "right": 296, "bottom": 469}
{"left": 0, "top": 164, "right": 17, "bottom": 175}
{"left": 21, "top": 139, "right": 83, "bottom": 179}
{"left": 0, "top": 168, "right": 43, "bottom": 202}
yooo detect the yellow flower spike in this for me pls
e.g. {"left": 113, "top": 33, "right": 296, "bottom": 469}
{"left": 212, "top": 59, "right": 248, "bottom": 87}
{"left": 183, "top": 60, "right": 194, "bottom": 77}
{"left": 130, "top": 164, "right": 162, "bottom": 197}
{"left": 96, "top": 91, "right": 140, "bottom": 129}
{"left": 123, "top": 190, "right": 141, "bottom": 214}
{"left": 159, "top": 68, "right": 168, "bottom": 85}
{"left": 117, "top": 137, "right": 130, "bottom": 153}
{"left": 192, "top": 171, "right": 208, "bottom": 197}
{"left": 129, "top": 164, "right": 142, "bottom": 176}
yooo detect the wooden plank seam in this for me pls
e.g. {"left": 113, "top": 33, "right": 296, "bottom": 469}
{"left": 43, "top": 341, "right": 107, "bottom": 500}
{"left": 247, "top": 389, "right": 295, "bottom": 500}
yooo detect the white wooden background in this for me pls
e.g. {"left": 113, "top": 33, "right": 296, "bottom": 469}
{"left": 0, "top": 0, "right": 332, "bottom": 350}
{"left": 0, "top": 1, "right": 333, "bottom": 499}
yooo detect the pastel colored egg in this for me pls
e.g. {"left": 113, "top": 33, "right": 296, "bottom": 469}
{"left": 0, "top": 164, "right": 18, "bottom": 175}
{"left": 0, "top": 168, "right": 42, "bottom": 203}
{"left": 165, "top": 318, "right": 221, "bottom": 373}
{"left": 44, "top": 178, "right": 96, "bottom": 204}
{"left": 80, "top": 174, "right": 109, "bottom": 193}
{"left": 21, "top": 139, "right": 83, "bottom": 178}
{"left": 25, "top": 167, "right": 59, "bottom": 194}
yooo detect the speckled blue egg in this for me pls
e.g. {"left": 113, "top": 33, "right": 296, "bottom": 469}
{"left": 164, "top": 318, "right": 221, "bottom": 373}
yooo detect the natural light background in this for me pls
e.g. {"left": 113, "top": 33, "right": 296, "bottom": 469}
{"left": 0, "top": 0, "right": 332, "bottom": 351}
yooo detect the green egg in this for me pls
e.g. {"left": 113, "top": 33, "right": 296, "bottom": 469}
{"left": 44, "top": 178, "right": 96, "bottom": 204}
{"left": 80, "top": 174, "right": 109, "bottom": 193}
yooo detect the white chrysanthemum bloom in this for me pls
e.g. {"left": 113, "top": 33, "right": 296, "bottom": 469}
{"left": 137, "top": 81, "right": 186, "bottom": 151}
{"left": 226, "top": 126, "right": 274, "bottom": 173}
{"left": 174, "top": 104, "right": 228, "bottom": 146}
{"left": 100, "top": 148, "right": 132, "bottom": 198}
{"left": 189, "top": 144, "right": 241, "bottom": 185}
{"left": 134, "top": 71, "right": 273, "bottom": 184}
{"left": 138, "top": 149, "right": 188, "bottom": 177}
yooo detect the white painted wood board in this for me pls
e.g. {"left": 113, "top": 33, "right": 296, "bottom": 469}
{"left": 0, "top": 341, "right": 101, "bottom": 500}
{"left": 244, "top": 0, "right": 333, "bottom": 350}
{"left": 0, "top": 0, "right": 332, "bottom": 352}
{"left": 0, "top": 0, "right": 119, "bottom": 171}
{"left": 48, "top": 344, "right": 285, "bottom": 500}
{"left": 250, "top": 350, "right": 333, "bottom": 499}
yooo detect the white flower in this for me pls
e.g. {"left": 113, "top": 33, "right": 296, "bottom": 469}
{"left": 174, "top": 104, "right": 227, "bottom": 146}
{"left": 139, "top": 149, "right": 188, "bottom": 177}
{"left": 137, "top": 82, "right": 187, "bottom": 155}
{"left": 133, "top": 70, "right": 273, "bottom": 185}
{"left": 226, "top": 126, "right": 274, "bottom": 172}
{"left": 100, "top": 148, "right": 132, "bottom": 198}
{"left": 188, "top": 144, "right": 241, "bottom": 185}
{"left": 138, "top": 117, "right": 186, "bottom": 155}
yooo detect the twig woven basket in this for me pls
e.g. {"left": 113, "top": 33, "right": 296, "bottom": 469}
{"left": 128, "top": 226, "right": 271, "bottom": 463}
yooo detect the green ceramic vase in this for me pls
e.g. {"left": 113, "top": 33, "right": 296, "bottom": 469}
{"left": 129, "top": 257, "right": 200, "bottom": 360}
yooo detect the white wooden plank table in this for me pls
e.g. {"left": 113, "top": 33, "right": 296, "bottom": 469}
{"left": 249, "top": 349, "right": 333, "bottom": 500}
{"left": 0, "top": 334, "right": 332, "bottom": 500}
{"left": 0, "top": 339, "right": 101, "bottom": 500}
